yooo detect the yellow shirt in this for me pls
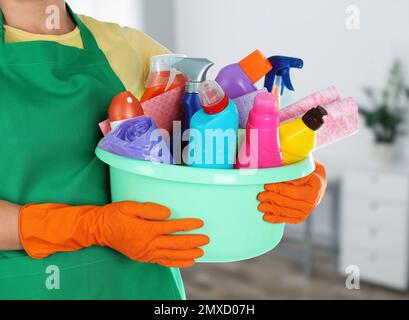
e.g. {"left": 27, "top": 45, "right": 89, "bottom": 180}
{"left": 4, "top": 15, "right": 171, "bottom": 99}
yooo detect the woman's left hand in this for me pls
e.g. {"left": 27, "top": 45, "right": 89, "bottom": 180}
{"left": 257, "top": 162, "right": 327, "bottom": 224}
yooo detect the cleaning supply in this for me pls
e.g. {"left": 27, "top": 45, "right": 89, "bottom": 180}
{"left": 315, "top": 97, "right": 359, "bottom": 149}
{"left": 188, "top": 80, "right": 239, "bottom": 169}
{"left": 172, "top": 58, "right": 214, "bottom": 132}
{"left": 108, "top": 91, "right": 144, "bottom": 130}
{"left": 215, "top": 49, "right": 272, "bottom": 99}
{"left": 141, "top": 85, "right": 185, "bottom": 134}
{"left": 98, "top": 116, "right": 173, "bottom": 164}
{"left": 264, "top": 56, "right": 304, "bottom": 109}
{"left": 233, "top": 88, "right": 268, "bottom": 128}
{"left": 279, "top": 86, "right": 341, "bottom": 122}
{"left": 280, "top": 106, "right": 328, "bottom": 165}
{"left": 19, "top": 201, "right": 209, "bottom": 266}
{"left": 236, "top": 92, "right": 282, "bottom": 169}
{"left": 258, "top": 161, "right": 327, "bottom": 224}
{"left": 141, "top": 54, "right": 187, "bottom": 102}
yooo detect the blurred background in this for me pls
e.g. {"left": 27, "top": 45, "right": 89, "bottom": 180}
{"left": 70, "top": 0, "right": 409, "bottom": 299}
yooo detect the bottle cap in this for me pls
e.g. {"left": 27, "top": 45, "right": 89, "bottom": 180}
{"left": 252, "top": 92, "right": 278, "bottom": 116}
{"left": 108, "top": 91, "right": 144, "bottom": 122}
{"left": 199, "top": 80, "right": 229, "bottom": 115}
{"left": 302, "top": 106, "right": 328, "bottom": 131}
{"left": 239, "top": 50, "right": 272, "bottom": 84}
{"left": 248, "top": 92, "right": 279, "bottom": 128}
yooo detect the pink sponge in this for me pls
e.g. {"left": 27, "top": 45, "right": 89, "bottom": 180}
{"left": 141, "top": 85, "right": 184, "bottom": 134}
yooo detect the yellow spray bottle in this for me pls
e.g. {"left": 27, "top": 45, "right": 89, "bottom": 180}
{"left": 280, "top": 106, "right": 328, "bottom": 165}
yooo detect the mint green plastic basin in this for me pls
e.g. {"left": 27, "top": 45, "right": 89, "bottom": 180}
{"left": 96, "top": 148, "right": 315, "bottom": 263}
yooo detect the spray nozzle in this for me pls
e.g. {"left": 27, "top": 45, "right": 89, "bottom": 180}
{"left": 264, "top": 56, "right": 304, "bottom": 94}
{"left": 172, "top": 58, "right": 214, "bottom": 93}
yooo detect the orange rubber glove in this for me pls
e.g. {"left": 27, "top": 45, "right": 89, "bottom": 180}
{"left": 257, "top": 162, "right": 327, "bottom": 224}
{"left": 19, "top": 201, "right": 209, "bottom": 268}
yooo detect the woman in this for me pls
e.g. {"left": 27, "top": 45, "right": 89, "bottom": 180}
{"left": 0, "top": 0, "right": 327, "bottom": 300}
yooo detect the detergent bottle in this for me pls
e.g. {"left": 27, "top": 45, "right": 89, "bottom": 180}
{"left": 235, "top": 92, "right": 282, "bottom": 169}
{"left": 141, "top": 54, "right": 187, "bottom": 102}
{"left": 215, "top": 50, "right": 272, "bottom": 99}
{"left": 172, "top": 58, "right": 214, "bottom": 133}
{"left": 280, "top": 106, "right": 328, "bottom": 165}
{"left": 188, "top": 80, "right": 239, "bottom": 169}
{"left": 264, "top": 56, "right": 304, "bottom": 109}
{"left": 108, "top": 91, "right": 144, "bottom": 130}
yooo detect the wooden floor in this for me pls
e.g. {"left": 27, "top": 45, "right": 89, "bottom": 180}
{"left": 182, "top": 240, "right": 409, "bottom": 300}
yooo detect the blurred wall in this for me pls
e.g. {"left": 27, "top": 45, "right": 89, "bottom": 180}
{"left": 143, "top": 0, "right": 176, "bottom": 50}
{"left": 68, "top": 0, "right": 144, "bottom": 29}
{"left": 173, "top": 0, "right": 409, "bottom": 101}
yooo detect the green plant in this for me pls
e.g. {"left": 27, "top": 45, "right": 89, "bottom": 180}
{"left": 360, "top": 60, "right": 409, "bottom": 144}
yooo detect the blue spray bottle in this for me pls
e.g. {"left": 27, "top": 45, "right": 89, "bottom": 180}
{"left": 172, "top": 58, "right": 214, "bottom": 133}
{"left": 264, "top": 56, "right": 304, "bottom": 109}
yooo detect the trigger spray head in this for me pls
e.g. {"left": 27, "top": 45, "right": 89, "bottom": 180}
{"left": 172, "top": 58, "right": 214, "bottom": 93}
{"left": 264, "top": 56, "right": 304, "bottom": 94}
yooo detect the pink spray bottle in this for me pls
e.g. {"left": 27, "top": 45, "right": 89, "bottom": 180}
{"left": 235, "top": 92, "right": 282, "bottom": 169}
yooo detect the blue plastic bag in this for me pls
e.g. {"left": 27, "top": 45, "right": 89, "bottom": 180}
{"left": 98, "top": 116, "right": 173, "bottom": 164}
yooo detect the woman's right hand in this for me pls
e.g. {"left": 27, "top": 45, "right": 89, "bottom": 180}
{"left": 96, "top": 202, "right": 209, "bottom": 267}
{"left": 19, "top": 201, "right": 209, "bottom": 268}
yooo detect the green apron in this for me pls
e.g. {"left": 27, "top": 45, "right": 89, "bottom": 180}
{"left": 0, "top": 6, "right": 184, "bottom": 300}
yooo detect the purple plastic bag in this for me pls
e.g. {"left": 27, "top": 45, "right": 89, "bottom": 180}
{"left": 98, "top": 116, "right": 173, "bottom": 164}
